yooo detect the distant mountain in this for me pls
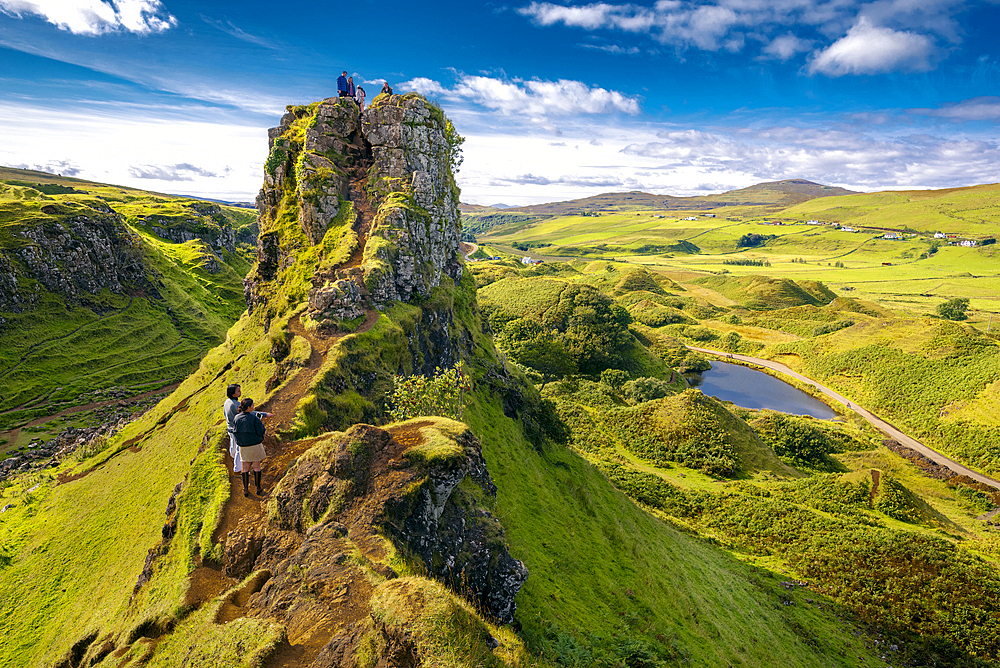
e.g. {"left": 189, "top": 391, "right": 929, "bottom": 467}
{"left": 461, "top": 179, "right": 858, "bottom": 236}
{"left": 504, "top": 179, "right": 857, "bottom": 216}
{"left": 699, "top": 179, "right": 858, "bottom": 206}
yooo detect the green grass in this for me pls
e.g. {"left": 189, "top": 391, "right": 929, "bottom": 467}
{"left": 0, "top": 308, "right": 279, "bottom": 666}
{"left": 0, "top": 171, "right": 255, "bottom": 425}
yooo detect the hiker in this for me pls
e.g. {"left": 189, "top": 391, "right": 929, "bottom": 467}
{"left": 355, "top": 85, "right": 366, "bottom": 112}
{"left": 347, "top": 76, "right": 356, "bottom": 99}
{"left": 223, "top": 384, "right": 243, "bottom": 473}
{"left": 381, "top": 81, "right": 393, "bottom": 96}
{"left": 337, "top": 71, "right": 349, "bottom": 97}
{"left": 233, "top": 397, "right": 272, "bottom": 498}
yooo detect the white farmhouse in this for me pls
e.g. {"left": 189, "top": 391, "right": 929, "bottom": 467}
{"left": 934, "top": 232, "right": 947, "bottom": 239}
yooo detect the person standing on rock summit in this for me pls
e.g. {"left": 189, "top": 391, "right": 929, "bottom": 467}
{"left": 381, "top": 81, "right": 392, "bottom": 96}
{"left": 355, "top": 85, "right": 366, "bottom": 112}
{"left": 234, "top": 397, "right": 272, "bottom": 498}
{"left": 347, "top": 76, "right": 356, "bottom": 99}
{"left": 337, "top": 70, "right": 349, "bottom": 97}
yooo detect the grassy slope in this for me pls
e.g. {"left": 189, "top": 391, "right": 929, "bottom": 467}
{"left": 0, "top": 310, "right": 279, "bottom": 666}
{"left": 470, "top": 396, "right": 879, "bottom": 667}
{"left": 0, "top": 174, "right": 253, "bottom": 436}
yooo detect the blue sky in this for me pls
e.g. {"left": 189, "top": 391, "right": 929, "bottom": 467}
{"left": 1, "top": 0, "right": 999, "bottom": 205}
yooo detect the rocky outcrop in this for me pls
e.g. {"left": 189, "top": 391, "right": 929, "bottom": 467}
{"left": 225, "top": 420, "right": 527, "bottom": 627}
{"left": 2, "top": 207, "right": 145, "bottom": 311}
{"left": 145, "top": 201, "right": 238, "bottom": 257}
{"left": 247, "top": 94, "right": 464, "bottom": 321}
{"left": 307, "top": 278, "right": 364, "bottom": 324}
{"left": 362, "top": 97, "right": 463, "bottom": 304}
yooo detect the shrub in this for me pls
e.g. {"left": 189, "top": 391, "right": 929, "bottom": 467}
{"left": 600, "top": 369, "right": 629, "bottom": 392}
{"left": 750, "top": 412, "right": 839, "bottom": 464}
{"left": 812, "top": 320, "right": 854, "bottom": 336}
{"left": 937, "top": 298, "right": 969, "bottom": 321}
{"left": 388, "top": 363, "right": 472, "bottom": 421}
{"left": 621, "top": 377, "right": 674, "bottom": 404}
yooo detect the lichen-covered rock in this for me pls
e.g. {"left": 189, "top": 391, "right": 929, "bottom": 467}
{"left": 252, "top": 419, "right": 527, "bottom": 625}
{"left": 245, "top": 93, "right": 464, "bottom": 317}
{"left": 361, "top": 96, "right": 463, "bottom": 304}
{"left": 381, "top": 422, "right": 528, "bottom": 625}
{"left": 2, "top": 208, "right": 146, "bottom": 310}
{"left": 307, "top": 278, "right": 364, "bottom": 323}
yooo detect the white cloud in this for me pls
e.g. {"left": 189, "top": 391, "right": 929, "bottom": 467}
{"left": 910, "top": 96, "right": 1000, "bottom": 121}
{"left": 517, "top": 0, "right": 964, "bottom": 74}
{"left": 621, "top": 123, "right": 1000, "bottom": 189}
{"left": 808, "top": 17, "right": 934, "bottom": 75}
{"left": 0, "top": 0, "right": 176, "bottom": 35}
{"left": 401, "top": 74, "right": 640, "bottom": 120}
{"left": 0, "top": 101, "right": 265, "bottom": 200}
{"left": 579, "top": 43, "right": 642, "bottom": 54}
{"left": 129, "top": 163, "right": 231, "bottom": 181}
{"left": 400, "top": 77, "right": 448, "bottom": 97}
{"left": 762, "top": 33, "right": 812, "bottom": 60}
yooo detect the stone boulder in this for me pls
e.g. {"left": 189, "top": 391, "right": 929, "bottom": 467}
{"left": 248, "top": 420, "right": 527, "bottom": 625}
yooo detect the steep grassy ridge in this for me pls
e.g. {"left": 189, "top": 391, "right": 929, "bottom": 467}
{"left": 0, "top": 171, "right": 253, "bottom": 446}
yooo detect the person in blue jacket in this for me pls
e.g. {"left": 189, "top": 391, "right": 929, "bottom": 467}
{"left": 337, "top": 70, "right": 349, "bottom": 97}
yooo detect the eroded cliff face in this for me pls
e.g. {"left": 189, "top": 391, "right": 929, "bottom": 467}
{"left": 221, "top": 420, "right": 527, "bottom": 664}
{"left": 246, "top": 95, "right": 463, "bottom": 327}
{"left": 0, "top": 204, "right": 146, "bottom": 312}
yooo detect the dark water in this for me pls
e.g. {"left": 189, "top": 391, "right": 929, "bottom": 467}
{"left": 685, "top": 360, "right": 838, "bottom": 419}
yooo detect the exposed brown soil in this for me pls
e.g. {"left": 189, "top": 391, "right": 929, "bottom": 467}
{"left": 342, "top": 169, "right": 374, "bottom": 270}
{"left": 181, "top": 308, "right": 381, "bottom": 617}
{"left": 0, "top": 382, "right": 180, "bottom": 457}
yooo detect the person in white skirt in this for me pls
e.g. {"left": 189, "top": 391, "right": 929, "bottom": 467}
{"left": 223, "top": 384, "right": 243, "bottom": 473}
{"left": 233, "top": 397, "right": 272, "bottom": 497}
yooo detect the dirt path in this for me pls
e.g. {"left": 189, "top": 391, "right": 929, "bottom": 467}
{"left": 342, "top": 169, "right": 374, "bottom": 270}
{"left": 687, "top": 345, "right": 1000, "bottom": 489}
{"left": 185, "top": 308, "right": 381, "bottom": 606}
{"left": 459, "top": 241, "right": 478, "bottom": 259}
{"left": 0, "top": 382, "right": 181, "bottom": 456}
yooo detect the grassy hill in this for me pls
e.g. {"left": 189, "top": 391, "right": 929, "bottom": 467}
{"left": 0, "top": 110, "right": 947, "bottom": 668}
{"left": 0, "top": 168, "right": 256, "bottom": 459}
{"left": 463, "top": 179, "right": 858, "bottom": 238}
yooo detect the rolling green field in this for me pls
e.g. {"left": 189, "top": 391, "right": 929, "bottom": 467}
{"left": 480, "top": 183, "right": 1000, "bottom": 318}
{"left": 472, "top": 257, "right": 1000, "bottom": 663}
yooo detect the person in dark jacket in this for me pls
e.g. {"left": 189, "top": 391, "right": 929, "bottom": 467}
{"left": 381, "top": 81, "right": 393, "bottom": 96}
{"left": 337, "top": 71, "right": 349, "bottom": 97}
{"left": 233, "top": 397, "right": 272, "bottom": 497}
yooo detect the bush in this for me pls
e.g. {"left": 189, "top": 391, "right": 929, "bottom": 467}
{"left": 621, "top": 377, "right": 674, "bottom": 404}
{"left": 812, "top": 320, "right": 854, "bottom": 337}
{"left": 600, "top": 369, "right": 629, "bottom": 392}
{"left": 388, "top": 363, "right": 472, "bottom": 421}
{"left": 937, "top": 298, "right": 969, "bottom": 321}
{"left": 750, "top": 412, "right": 838, "bottom": 464}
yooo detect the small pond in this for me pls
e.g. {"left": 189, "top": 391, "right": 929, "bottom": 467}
{"left": 685, "top": 360, "right": 838, "bottom": 420}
